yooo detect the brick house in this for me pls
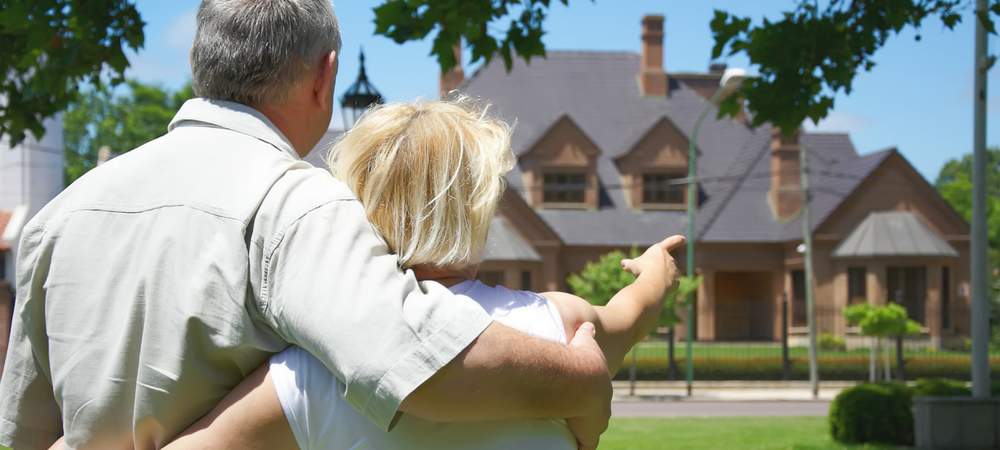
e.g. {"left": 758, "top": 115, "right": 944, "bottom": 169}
{"left": 433, "top": 15, "right": 972, "bottom": 345}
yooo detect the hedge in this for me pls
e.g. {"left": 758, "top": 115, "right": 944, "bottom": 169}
{"left": 612, "top": 356, "right": 998, "bottom": 381}
{"left": 829, "top": 382, "right": 914, "bottom": 446}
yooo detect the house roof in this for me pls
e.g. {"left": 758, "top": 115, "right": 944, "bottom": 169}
{"left": 0, "top": 210, "right": 12, "bottom": 251}
{"left": 696, "top": 134, "right": 893, "bottom": 243}
{"left": 462, "top": 51, "right": 887, "bottom": 246}
{"left": 831, "top": 211, "right": 960, "bottom": 258}
{"left": 483, "top": 217, "right": 542, "bottom": 262}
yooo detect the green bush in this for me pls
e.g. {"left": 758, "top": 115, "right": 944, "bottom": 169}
{"left": 829, "top": 382, "right": 914, "bottom": 446}
{"left": 611, "top": 356, "right": 995, "bottom": 381}
{"left": 913, "top": 377, "right": 971, "bottom": 397}
{"left": 818, "top": 333, "right": 847, "bottom": 351}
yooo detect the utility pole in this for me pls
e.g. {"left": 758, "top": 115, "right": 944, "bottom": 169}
{"left": 801, "top": 145, "right": 819, "bottom": 399}
{"left": 971, "top": 0, "right": 992, "bottom": 399}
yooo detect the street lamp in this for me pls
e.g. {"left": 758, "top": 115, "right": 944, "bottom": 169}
{"left": 340, "top": 50, "right": 383, "bottom": 130}
{"left": 685, "top": 67, "right": 746, "bottom": 396}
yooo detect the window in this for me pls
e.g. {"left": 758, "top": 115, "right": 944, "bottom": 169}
{"left": 887, "top": 267, "right": 927, "bottom": 325}
{"left": 521, "top": 271, "right": 532, "bottom": 291}
{"left": 476, "top": 271, "right": 504, "bottom": 288}
{"left": 642, "top": 173, "right": 684, "bottom": 204}
{"left": 543, "top": 173, "right": 586, "bottom": 203}
{"left": 791, "top": 270, "right": 806, "bottom": 327}
{"left": 848, "top": 267, "right": 867, "bottom": 304}
{"left": 942, "top": 267, "right": 951, "bottom": 329}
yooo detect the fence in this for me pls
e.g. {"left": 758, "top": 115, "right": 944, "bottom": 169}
{"left": 619, "top": 302, "right": 986, "bottom": 382}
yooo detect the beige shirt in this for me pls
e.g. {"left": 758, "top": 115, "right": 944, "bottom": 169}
{"left": 0, "top": 99, "right": 492, "bottom": 450}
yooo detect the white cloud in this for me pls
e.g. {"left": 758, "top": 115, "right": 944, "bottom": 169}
{"left": 162, "top": 8, "right": 197, "bottom": 50}
{"left": 802, "top": 111, "right": 871, "bottom": 133}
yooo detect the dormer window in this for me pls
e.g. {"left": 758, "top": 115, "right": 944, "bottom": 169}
{"left": 543, "top": 173, "right": 587, "bottom": 203}
{"left": 643, "top": 173, "right": 684, "bottom": 204}
{"left": 614, "top": 116, "right": 691, "bottom": 211}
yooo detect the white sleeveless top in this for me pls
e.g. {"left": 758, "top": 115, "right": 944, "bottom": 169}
{"left": 269, "top": 280, "right": 575, "bottom": 450}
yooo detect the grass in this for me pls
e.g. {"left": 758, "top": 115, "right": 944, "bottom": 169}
{"left": 0, "top": 417, "right": 905, "bottom": 450}
{"left": 599, "top": 416, "right": 904, "bottom": 450}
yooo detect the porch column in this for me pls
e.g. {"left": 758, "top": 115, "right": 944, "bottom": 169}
{"left": 868, "top": 262, "right": 886, "bottom": 305}
{"left": 538, "top": 246, "right": 561, "bottom": 292}
{"left": 831, "top": 265, "right": 848, "bottom": 336}
{"left": 697, "top": 269, "right": 716, "bottom": 341}
{"left": 926, "top": 263, "right": 943, "bottom": 342}
{"left": 773, "top": 270, "right": 785, "bottom": 340}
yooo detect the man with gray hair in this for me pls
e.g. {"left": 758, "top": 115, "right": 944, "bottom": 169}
{"left": 0, "top": 1, "right": 615, "bottom": 449}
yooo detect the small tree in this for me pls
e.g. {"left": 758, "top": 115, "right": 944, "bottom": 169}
{"left": 566, "top": 247, "right": 701, "bottom": 327}
{"left": 566, "top": 247, "right": 639, "bottom": 307}
{"left": 567, "top": 247, "right": 702, "bottom": 379}
{"left": 844, "top": 303, "right": 922, "bottom": 382}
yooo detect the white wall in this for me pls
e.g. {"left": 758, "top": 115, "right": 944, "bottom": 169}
{"left": 0, "top": 114, "right": 63, "bottom": 283}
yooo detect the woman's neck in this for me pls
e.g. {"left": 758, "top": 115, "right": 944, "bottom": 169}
{"left": 409, "top": 264, "right": 478, "bottom": 288}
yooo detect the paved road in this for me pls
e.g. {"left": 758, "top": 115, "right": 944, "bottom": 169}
{"left": 611, "top": 400, "right": 831, "bottom": 418}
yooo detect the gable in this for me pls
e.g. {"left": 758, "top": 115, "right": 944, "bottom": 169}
{"left": 520, "top": 115, "right": 601, "bottom": 168}
{"left": 816, "top": 152, "right": 969, "bottom": 240}
{"left": 615, "top": 116, "right": 690, "bottom": 169}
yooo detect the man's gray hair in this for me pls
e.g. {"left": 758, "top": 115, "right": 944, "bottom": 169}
{"left": 191, "top": 0, "right": 341, "bottom": 105}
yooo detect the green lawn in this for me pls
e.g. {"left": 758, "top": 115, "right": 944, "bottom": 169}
{"left": 0, "top": 417, "right": 908, "bottom": 450}
{"left": 599, "top": 416, "right": 903, "bottom": 450}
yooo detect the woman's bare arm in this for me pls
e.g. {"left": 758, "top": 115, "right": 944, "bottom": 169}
{"left": 163, "top": 364, "right": 296, "bottom": 450}
{"left": 544, "top": 235, "right": 684, "bottom": 376}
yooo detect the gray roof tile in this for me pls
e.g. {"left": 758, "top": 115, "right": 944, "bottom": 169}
{"left": 831, "top": 211, "right": 960, "bottom": 258}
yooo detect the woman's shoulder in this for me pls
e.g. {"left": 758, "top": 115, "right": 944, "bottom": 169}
{"left": 450, "top": 281, "right": 567, "bottom": 344}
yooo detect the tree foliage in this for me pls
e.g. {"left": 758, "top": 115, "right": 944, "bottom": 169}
{"left": 934, "top": 148, "right": 1000, "bottom": 332}
{"left": 0, "top": 0, "right": 144, "bottom": 146}
{"left": 566, "top": 248, "right": 639, "bottom": 307}
{"left": 935, "top": 147, "right": 1000, "bottom": 248}
{"left": 566, "top": 247, "right": 700, "bottom": 332}
{"left": 709, "top": 0, "right": 998, "bottom": 133}
{"left": 844, "top": 303, "right": 922, "bottom": 337}
{"left": 373, "top": 0, "right": 587, "bottom": 73}
{"left": 64, "top": 80, "right": 192, "bottom": 184}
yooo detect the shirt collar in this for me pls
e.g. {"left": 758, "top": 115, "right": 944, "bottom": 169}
{"left": 168, "top": 98, "right": 300, "bottom": 160}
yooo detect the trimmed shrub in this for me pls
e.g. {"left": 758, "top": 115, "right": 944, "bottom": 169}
{"left": 913, "top": 378, "right": 971, "bottom": 397}
{"left": 829, "top": 382, "right": 914, "bottom": 446}
{"left": 611, "top": 356, "right": 996, "bottom": 381}
{"left": 818, "top": 333, "right": 847, "bottom": 351}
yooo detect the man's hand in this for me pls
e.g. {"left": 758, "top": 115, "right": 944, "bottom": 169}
{"left": 565, "top": 322, "right": 611, "bottom": 450}
{"left": 400, "top": 321, "right": 611, "bottom": 424}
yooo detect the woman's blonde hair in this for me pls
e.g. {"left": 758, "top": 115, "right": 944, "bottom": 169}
{"left": 327, "top": 96, "right": 515, "bottom": 269}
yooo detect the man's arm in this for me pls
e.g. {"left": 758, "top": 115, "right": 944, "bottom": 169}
{"left": 257, "top": 182, "right": 612, "bottom": 439}
{"left": 401, "top": 321, "right": 612, "bottom": 450}
{"left": 544, "top": 236, "right": 684, "bottom": 376}
{"left": 400, "top": 320, "right": 611, "bottom": 420}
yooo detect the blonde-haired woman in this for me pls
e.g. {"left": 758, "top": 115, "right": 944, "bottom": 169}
{"left": 165, "top": 97, "right": 684, "bottom": 450}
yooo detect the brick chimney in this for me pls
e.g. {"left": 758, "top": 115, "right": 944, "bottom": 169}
{"left": 768, "top": 127, "right": 803, "bottom": 221}
{"left": 439, "top": 42, "right": 464, "bottom": 98}
{"left": 639, "top": 15, "right": 668, "bottom": 97}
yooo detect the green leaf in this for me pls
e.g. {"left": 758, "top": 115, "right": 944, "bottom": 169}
{"left": 977, "top": 10, "right": 997, "bottom": 35}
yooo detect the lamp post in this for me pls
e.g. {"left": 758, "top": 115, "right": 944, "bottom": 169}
{"left": 340, "top": 50, "right": 383, "bottom": 130}
{"left": 686, "top": 68, "right": 746, "bottom": 396}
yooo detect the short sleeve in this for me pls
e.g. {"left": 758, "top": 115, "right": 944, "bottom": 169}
{"left": 260, "top": 198, "right": 492, "bottom": 431}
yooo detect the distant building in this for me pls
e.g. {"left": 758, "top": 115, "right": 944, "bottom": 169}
{"left": 448, "top": 15, "right": 969, "bottom": 346}
{"left": 0, "top": 115, "right": 63, "bottom": 285}
{"left": 0, "top": 114, "right": 63, "bottom": 371}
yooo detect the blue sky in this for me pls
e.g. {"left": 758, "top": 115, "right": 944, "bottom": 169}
{"left": 125, "top": 0, "right": 1000, "bottom": 182}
